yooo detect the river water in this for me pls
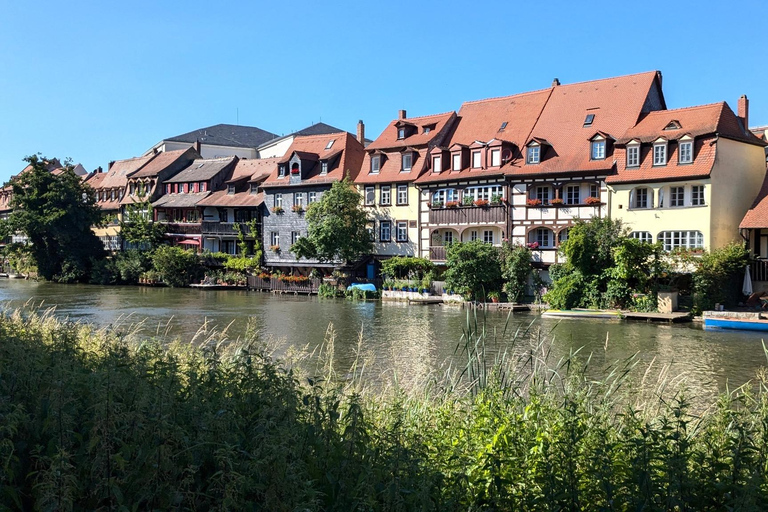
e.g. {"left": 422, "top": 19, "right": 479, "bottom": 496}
{"left": 1, "top": 279, "right": 766, "bottom": 400}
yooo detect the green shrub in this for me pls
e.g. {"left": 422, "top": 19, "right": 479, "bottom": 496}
{"left": 114, "top": 249, "right": 151, "bottom": 284}
{"left": 544, "top": 270, "right": 583, "bottom": 309}
{"left": 318, "top": 282, "right": 342, "bottom": 298}
{"left": 89, "top": 257, "right": 119, "bottom": 285}
{"left": 151, "top": 245, "right": 203, "bottom": 287}
{"left": 444, "top": 241, "right": 502, "bottom": 300}
{"left": 692, "top": 242, "right": 750, "bottom": 313}
{"left": 224, "top": 255, "right": 260, "bottom": 272}
{"left": 346, "top": 287, "right": 380, "bottom": 300}
{"left": 500, "top": 243, "right": 533, "bottom": 303}
{"left": 380, "top": 256, "right": 434, "bottom": 279}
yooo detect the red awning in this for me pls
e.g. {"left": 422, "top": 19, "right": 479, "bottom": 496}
{"left": 177, "top": 239, "right": 200, "bottom": 246}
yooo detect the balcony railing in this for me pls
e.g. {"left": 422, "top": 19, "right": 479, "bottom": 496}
{"left": 428, "top": 204, "right": 507, "bottom": 225}
{"left": 201, "top": 222, "right": 238, "bottom": 235}
{"left": 161, "top": 222, "right": 201, "bottom": 235}
{"left": 752, "top": 259, "right": 768, "bottom": 282}
{"left": 430, "top": 246, "right": 447, "bottom": 261}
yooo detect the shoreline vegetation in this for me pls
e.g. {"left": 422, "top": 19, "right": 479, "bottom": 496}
{"left": 2, "top": 308, "right": 768, "bottom": 510}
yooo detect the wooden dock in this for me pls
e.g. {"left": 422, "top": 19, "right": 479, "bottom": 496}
{"left": 623, "top": 312, "right": 691, "bottom": 323}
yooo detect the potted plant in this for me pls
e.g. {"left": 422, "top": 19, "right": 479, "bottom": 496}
{"left": 526, "top": 241, "right": 540, "bottom": 250}
{"left": 271, "top": 205, "right": 284, "bottom": 214}
{"left": 490, "top": 193, "right": 504, "bottom": 205}
{"left": 584, "top": 196, "right": 601, "bottom": 205}
{"left": 445, "top": 200, "right": 459, "bottom": 208}
{"left": 474, "top": 199, "right": 489, "bottom": 207}
{"left": 292, "top": 204, "right": 304, "bottom": 213}
{"left": 462, "top": 195, "right": 475, "bottom": 206}
{"left": 270, "top": 245, "right": 280, "bottom": 252}
{"left": 290, "top": 168, "right": 300, "bottom": 175}
{"left": 526, "top": 198, "right": 542, "bottom": 206}
{"left": 550, "top": 198, "right": 564, "bottom": 205}
{"left": 430, "top": 201, "right": 444, "bottom": 209}
{"left": 488, "top": 291, "right": 501, "bottom": 303}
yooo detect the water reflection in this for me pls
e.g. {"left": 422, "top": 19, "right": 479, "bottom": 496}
{"left": 1, "top": 279, "right": 766, "bottom": 401}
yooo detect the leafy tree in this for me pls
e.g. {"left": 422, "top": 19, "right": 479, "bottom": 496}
{"left": 152, "top": 246, "right": 203, "bottom": 287}
{"left": 0, "top": 155, "right": 104, "bottom": 281}
{"left": 443, "top": 241, "right": 502, "bottom": 299}
{"left": 291, "top": 177, "right": 372, "bottom": 264}
{"left": 500, "top": 243, "right": 533, "bottom": 303}
{"left": 120, "top": 200, "right": 166, "bottom": 250}
{"left": 380, "top": 256, "right": 434, "bottom": 280}
{"left": 691, "top": 242, "right": 749, "bottom": 312}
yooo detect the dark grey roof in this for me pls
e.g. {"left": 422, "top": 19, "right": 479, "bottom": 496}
{"left": 292, "top": 122, "right": 347, "bottom": 137}
{"left": 165, "top": 157, "right": 236, "bottom": 183}
{"left": 166, "top": 124, "right": 279, "bottom": 149}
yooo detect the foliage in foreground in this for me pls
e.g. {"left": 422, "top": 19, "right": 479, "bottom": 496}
{"left": 444, "top": 240, "right": 502, "bottom": 299}
{"left": 2, "top": 309, "right": 768, "bottom": 510}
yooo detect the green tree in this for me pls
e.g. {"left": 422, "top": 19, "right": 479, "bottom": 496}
{"left": 443, "top": 241, "right": 502, "bottom": 299}
{"left": 120, "top": 200, "right": 166, "bottom": 250}
{"left": 291, "top": 177, "right": 372, "bottom": 264}
{"left": 500, "top": 243, "right": 533, "bottom": 303}
{"left": 380, "top": 256, "right": 434, "bottom": 279}
{"left": 151, "top": 245, "right": 203, "bottom": 287}
{"left": 0, "top": 155, "right": 104, "bottom": 281}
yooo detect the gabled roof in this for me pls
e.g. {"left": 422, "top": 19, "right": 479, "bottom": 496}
{"left": 129, "top": 147, "right": 199, "bottom": 178}
{"left": 88, "top": 154, "right": 155, "bottom": 190}
{"left": 164, "top": 156, "right": 237, "bottom": 183}
{"left": 365, "top": 111, "right": 456, "bottom": 151}
{"left": 256, "top": 122, "right": 359, "bottom": 148}
{"left": 153, "top": 192, "right": 211, "bottom": 208}
{"left": 262, "top": 132, "right": 365, "bottom": 187}
{"left": 741, "top": 171, "right": 768, "bottom": 229}
{"left": 226, "top": 157, "right": 279, "bottom": 184}
{"left": 167, "top": 123, "right": 279, "bottom": 149}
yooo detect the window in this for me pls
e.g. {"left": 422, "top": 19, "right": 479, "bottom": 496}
{"left": 630, "top": 231, "right": 653, "bottom": 243}
{"left": 692, "top": 185, "right": 705, "bottom": 206}
{"left": 591, "top": 140, "right": 606, "bottom": 160}
{"left": 398, "top": 127, "right": 405, "bottom": 139}
{"left": 653, "top": 143, "right": 667, "bottom": 165}
{"left": 366, "top": 222, "right": 375, "bottom": 241}
{"left": 670, "top": 186, "right": 684, "bottom": 207}
{"left": 589, "top": 183, "right": 599, "bottom": 198}
{"left": 466, "top": 185, "right": 503, "bottom": 202}
{"left": 219, "top": 208, "right": 228, "bottom": 222}
{"left": 500, "top": 121, "right": 508, "bottom": 130}
{"left": 679, "top": 141, "right": 693, "bottom": 164}
{"left": 227, "top": 184, "right": 235, "bottom": 195}
{"left": 584, "top": 114, "right": 595, "bottom": 127}
{"left": 483, "top": 230, "right": 494, "bottom": 244}
{"left": 565, "top": 185, "right": 580, "bottom": 205}
{"left": 365, "top": 186, "right": 375, "bottom": 205}
{"left": 491, "top": 149, "right": 501, "bottom": 167}
{"left": 535, "top": 185, "right": 551, "bottom": 204}
{"left": 402, "top": 153, "right": 412, "bottom": 172}
{"left": 558, "top": 228, "right": 569, "bottom": 245}
{"left": 380, "top": 185, "right": 391, "bottom": 205}
{"left": 527, "top": 146, "right": 540, "bottom": 164}
{"left": 423, "top": 126, "right": 431, "bottom": 134}
{"left": 274, "top": 193, "right": 283, "bottom": 208}
{"left": 396, "top": 221, "right": 407, "bottom": 242}
{"left": 432, "top": 188, "right": 457, "bottom": 204}
{"left": 534, "top": 228, "right": 553, "bottom": 248}
{"left": 165, "top": 184, "right": 171, "bottom": 194}
{"left": 633, "top": 187, "right": 649, "bottom": 209}
{"left": 271, "top": 232, "right": 279, "bottom": 247}
{"left": 397, "top": 184, "right": 408, "bottom": 205}
{"left": 627, "top": 144, "right": 640, "bottom": 167}
{"left": 291, "top": 231, "right": 300, "bottom": 245}
{"left": 469, "top": 230, "right": 478, "bottom": 241}
{"left": 294, "top": 193, "right": 304, "bottom": 208}
{"left": 472, "top": 151, "right": 482, "bottom": 169}
{"left": 432, "top": 155, "right": 441, "bottom": 173}
{"left": 279, "top": 165, "right": 286, "bottom": 177}
{"left": 199, "top": 181, "right": 206, "bottom": 192}
{"left": 250, "top": 183, "right": 258, "bottom": 194}
{"left": 443, "top": 231, "right": 453, "bottom": 244}
{"left": 380, "top": 221, "right": 391, "bottom": 242}
{"left": 452, "top": 153, "right": 462, "bottom": 171}
{"left": 325, "top": 139, "right": 335, "bottom": 150}
{"left": 321, "top": 161, "right": 328, "bottom": 174}
{"left": 658, "top": 231, "right": 703, "bottom": 251}
{"left": 309, "top": 191, "right": 318, "bottom": 203}
{"left": 371, "top": 155, "right": 380, "bottom": 174}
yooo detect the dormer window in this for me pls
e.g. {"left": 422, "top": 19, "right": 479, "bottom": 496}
{"left": 402, "top": 152, "right": 412, "bottom": 172}
{"left": 279, "top": 165, "right": 286, "bottom": 178}
{"left": 452, "top": 153, "right": 461, "bottom": 171}
{"left": 491, "top": 149, "right": 501, "bottom": 167}
{"left": 423, "top": 124, "right": 435, "bottom": 134}
{"left": 664, "top": 120, "right": 682, "bottom": 130}
{"left": 627, "top": 143, "right": 640, "bottom": 167}
{"left": 527, "top": 145, "right": 540, "bottom": 164}
{"left": 432, "top": 155, "right": 442, "bottom": 173}
{"left": 227, "top": 184, "right": 235, "bottom": 195}
{"left": 321, "top": 161, "right": 328, "bottom": 174}
{"left": 250, "top": 183, "right": 258, "bottom": 194}
{"left": 653, "top": 141, "right": 668, "bottom": 166}
{"left": 471, "top": 150, "right": 482, "bottom": 169}
{"left": 325, "top": 139, "right": 335, "bottom": 150}
{"left": 397, "top": 127, "right": 405, "bottom": 139}
{"left": 584, "top": 114, "right": 595, "bottom": 127}
{"left": 679, "top": 140, "right": 693, "bottom": 164}
{"left": 591, "top": 139, "right": 606, "bottom": 160}
{"left": 371, "top": 155, "right": 380, "bottom": 174}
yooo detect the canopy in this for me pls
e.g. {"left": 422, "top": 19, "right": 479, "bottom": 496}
{"left": 346, "top": 283, "right": 377, "bottom": 292}
{"left": 178, "top": 239, "right": 200, "bottom": 246}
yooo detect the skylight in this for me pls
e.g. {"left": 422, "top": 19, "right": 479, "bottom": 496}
{"left": 325, "top": 140, "right": 335, "bottom": 150}
{"left": 499, "top": 121, "right": 508, "bottom": 130}
{"left": 583, "top": 114, "right": 595, "bottom": 127}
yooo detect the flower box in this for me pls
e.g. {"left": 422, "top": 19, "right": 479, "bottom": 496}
{"left": 291, "top": 205, "right": 304, "bottom": 213}
{"left": 430, "top": 201, "right": 444, "bottom": 209}
{"left": 526, "top": 198, "right": 542, "bottom": 206}
{"left": 271, "top": 206, "right": 284, "bottom": 214}
{"left": 526, "top": 242, "right": 540, "bottom": 249}
{"left": 445, "top": 200, "right": 459, "bottom": 208}
{"left": 474, "top": 199, "right": 489, "bottom": 207}
{"left": 584, "top": 196, "right": 601, "bottom": 205}
{"left": 550, "top": 198, "right": 564, "bottom": 205}
{"left": 270, "top": 245, "right": 280, "bottom": 252}
{"left": 290, "top": 169, "right": 300, "bottom": 175}
{"left": 462, "top": 196, "right": 475, "bottom": 206}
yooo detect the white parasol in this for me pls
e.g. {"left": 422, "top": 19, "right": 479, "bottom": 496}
{"left": 743, "top": 265, "right": 753, "bottom": 296}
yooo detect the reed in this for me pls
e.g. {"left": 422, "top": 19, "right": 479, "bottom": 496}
{"left": 1, "top": 306, "right": 768, "bottom": 510}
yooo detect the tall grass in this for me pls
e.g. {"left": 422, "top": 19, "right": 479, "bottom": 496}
{"left": 1, "top": 306, "right": 768, "bottom": 510}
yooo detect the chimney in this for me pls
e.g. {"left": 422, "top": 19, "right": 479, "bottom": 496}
{"left": 552, "top": 78, "right": 560, "bottom": 87}
{"left": 356, "top": 120, "right": 365, "bottom": 144}
{"left": 738, "top": 95, "right": 749, "bottom": 130}
{"left": 195, "top": 139, "right": 202, "bottom": 155}
{"left": 96, "top": 166, "right": 103, "bottom": 174}
{"left": 398, "top": 109, "right": 407, "bottom": 119}
{"left": 108, "top": 160, "right": 115, "bottom": 170}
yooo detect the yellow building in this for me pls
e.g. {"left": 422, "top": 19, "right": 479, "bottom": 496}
{"left": 608, "top": 99, "right": 766, "bottom": 251}
{"left": 355, "top": 110, "right": 457, "bottom": 259}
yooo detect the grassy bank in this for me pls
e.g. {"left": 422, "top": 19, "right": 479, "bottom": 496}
{"left": 1, "top": 309, "right": 768, "bottom": 510}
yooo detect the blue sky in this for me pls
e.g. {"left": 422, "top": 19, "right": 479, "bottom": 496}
{"left": 1, "top": 0, "right": 766, "bottom": 182}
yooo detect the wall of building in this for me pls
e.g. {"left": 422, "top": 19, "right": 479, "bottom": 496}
{"left": 157, "top": 141, "right": 257, "bottom": 159}
{"left": 360, "top": 183, "right": 419, "bottom": 258}
{"left": 257, "top": 137, "right": 294, "bottom": 159}
{"left": 710, "top": 138, "right": 766, "bottom": 249}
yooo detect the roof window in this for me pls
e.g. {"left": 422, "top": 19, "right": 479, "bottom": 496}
{"left": 664, "top": 121, "right": 681, "bottom": 130}
{"left": 325, "top": 139, "right": 335, "bottom": 150}
{"left": 499, "top": 121, "right": 508, "bottom": 131}
{"left": 583, "top": 114, "right": 595, "bottom": 127}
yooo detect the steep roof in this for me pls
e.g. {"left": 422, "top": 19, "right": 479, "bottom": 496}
{"left": 365, "top": 112, "right": 456, "bottom": 151}
{"left": 741, "top": 171, "right": 768, "bottom": 228}
{"left": 89, "top": 154, "right": 155, "bottom": 190}
{"left": 130, "top": 148, "right": 198, "bottom": 178}
{"left": 153, "top": 192, "right": 210, "bottom": 209}
{"left": 167, "top": 123, "right": 279, "bottom": 149}
{"left": 164, "top": 156, "right": 237, "bottom": 183}
{"left": 261, "top": 132, "right": 365, "bottom": 187}
{"left": 227, "top": 157, "right": 279, "bottom": 183}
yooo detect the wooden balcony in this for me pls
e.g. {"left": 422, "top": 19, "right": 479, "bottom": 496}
{"left": 201, "top": 222, "right": 238, "bottom": 235}
{"left": 163, "top": 222, "right": 201, "bottom": 235}
{"left": 428, "top": 204, "right": 507, "bottom": 225}
{"left": 752, "top": 259, "right": 768, "bottom": 282}
{"left": 430, "top": 246, "right": 447, "bottom": 261}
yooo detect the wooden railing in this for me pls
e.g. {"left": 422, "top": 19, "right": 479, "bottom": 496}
{"left": 201, "top": 222, "right": 238, "bottom": 235}
{"left": 162, "top": 222, "right": 201, "bottom": 235}
{"left": 428, "top": 204, "right": 507, "bottom": 225}
{"left": 752, "top": 259, "right": 768, "bottom": 282}
{"left": 430, "top": 246, "right": 447, "bottom": 261}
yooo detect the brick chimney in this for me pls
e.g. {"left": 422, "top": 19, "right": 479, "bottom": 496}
{"left": 356, "top": 120, "right": 365, "bottom": 144}
{"left": 108, "top": 161, "right": 115, "bottom": 170}
{"left": 552, "top": 78, "right": 560, "bottom": 87}
{"left": 738, "top": 95, "right": 749, "bottom": 130}
{"left": 398, "top": 109, "right": 407, "bottom": 119}
{"left": 195, "top": 139, "right": 202, "bottom": 155}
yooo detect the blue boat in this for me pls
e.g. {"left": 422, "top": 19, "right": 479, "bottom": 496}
{"left": 703, "top": 314, "right": 768, "bottom": 332}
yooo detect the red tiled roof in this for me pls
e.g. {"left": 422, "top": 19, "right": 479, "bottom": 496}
{"left": 198, "top": 189, "right": 264, "bottom": 208}
{"left": 606, "top": 136, "right": 717, "bottom": 184}
{"left": 741, "top": 170, "right": 768, "bottom": 228}
{"left": 261, "top": 132, "right": 365, "bottom": 187}
{"left": 130, "top": 148, "right": 197, "bottom": 178}
{"left": 365, "top": 111, "right": 455, "bottom": 151}
{"left": 89, "top": 154, "right": 155, "bottom": 190}
{"left": 226, "top": 157, "right": 279, "bottom": 183}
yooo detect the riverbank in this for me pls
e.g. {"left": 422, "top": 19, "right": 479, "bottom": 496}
{"left": 2, "top": 307, "right": 768, "bottom": 510}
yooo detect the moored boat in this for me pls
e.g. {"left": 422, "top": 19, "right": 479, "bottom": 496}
{"left": 542, "top": 309, "right": 623, "bottom": 320}
{"left": 703, "top": 311, "right": 768, "bottom": 331}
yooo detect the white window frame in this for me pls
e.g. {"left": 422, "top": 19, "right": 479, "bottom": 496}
{"left": 402, "top": 153, "right": 412, "bottom": 172}
{"left": 535, "top": 185, "right": 551, "bottom": 204}
{"left": 527, "top": 145, "right": 540, "bottom": 164}
{"left": 291, "top": 231, "right": 300, "bottom": 244}
{"left": 469, "top": 230, "right": 478, "bottom": 241}
{"left": 534, "top": 228, "right": 553, "bottom": 248}
{"left": 364, "top": 186, "right": 375, "bottom": 206}
{"left": 380, "top": 185, "right": 391, "bottom": 205}
{"left": 294, "top": 193, "right": 304, "bottom": 208}
{"left": 274, "top": 193, "right": 283, "bottom": 208}
{"left": 558, "top": 229, "right": 569, "bottom": 245}
{"left": 432, "top": 188, "right": 457, "bottom": 204}
{"left": 465, "top": 185, "right": 503, "bottom": 202}
{"left": 691, "top": 185, "right": 705, "bottom": 206}
{"left": 370, "top": 155, "right": 380, "bottom": 174}
{"left": 633, "top": 187, "right": 649, "bottom": 209}
{"left": 670, "top": 186, "right": 684, "bottom": 207}
{"left": 679, "top": 141, "right": 693, "bottom": 164}
{"left": 483, "top": 230, "right": 494, "bottom": 244}
{"left": 396, "top": 221, "right": 408, "bottom": 242}
{"left": 452, "top": 153, "right": 461, "bottom": 171}
{"left": 491, "top": 149, "right": 501, "bottom": 167}
{"left": 270, "top": 232, "right": 279, "bottom": 247}
{"left": 309, "top": 191, "right": 318, "bottom": 203}
{"left": 627, "top": 144, "right": 640, "bottom": 167}
{"left": 396, "top": 184, "right": 408, "bottom": 205}
{"left": 653, "top": 142, "right": 667, "bottom": 166}
{"left": 591, "top": 140, "right": 606, "bottom": 160}
{"left": 443, "top": 231, "right": 454, "bottom": 244}
{"left": 629, "top": 231, "right": 653, "bottom": 243}
{"left": 432, "top": 155, "right": 441, "bottom": 173}
{"left": 658, "top": 231, "right": 704, "bottom": 251}
{"left": 397, "top": 127, "right": 405, "bottom": 139}
{"left": 380, "top": 221, "right": 391, "bottom": 242}
{"left": 321, "top": 161, "right": 328, "bottom": 174}
{"left": 471, "top": 150, "right": 482, "bottom": 169}
{"left": 565, "top": 184, "right": 580, "bottom": 205}
{"left": 589, "top": 183, "right": 599, "bottom": 198}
